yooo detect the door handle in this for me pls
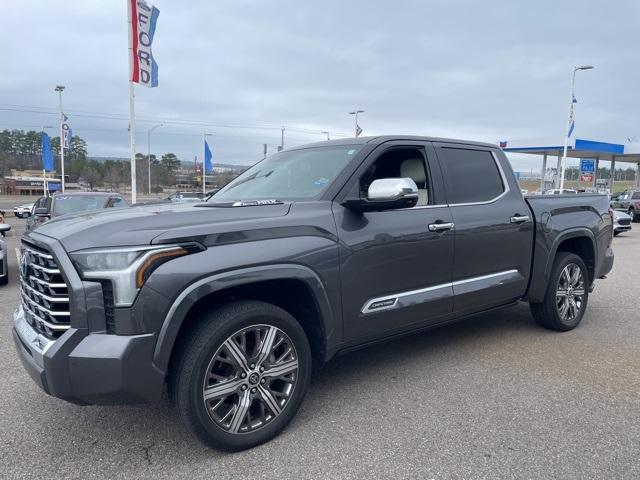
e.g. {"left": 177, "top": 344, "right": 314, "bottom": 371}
{"left": 510, "top": 215, "right": 530, "bottom": 224}
{"left": 428, "top": 222, "right": 455, "bottom": 232}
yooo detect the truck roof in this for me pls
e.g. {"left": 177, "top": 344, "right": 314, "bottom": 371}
{"left": 290, "top": 135, "right": 498, "bottom": 150}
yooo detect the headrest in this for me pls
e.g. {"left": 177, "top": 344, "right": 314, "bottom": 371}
{"left": 400, "top": 158, "right": 426, "bottom": 184}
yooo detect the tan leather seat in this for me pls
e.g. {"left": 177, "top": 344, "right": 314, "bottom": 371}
{"left": 400, "top": 158, "right": 428, "bottom": 205}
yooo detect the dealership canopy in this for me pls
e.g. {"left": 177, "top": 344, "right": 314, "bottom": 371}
{"left": 502, "top": 138, "right": 640, "bottom": 191}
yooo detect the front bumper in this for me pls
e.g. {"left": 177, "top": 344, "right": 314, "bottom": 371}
{"left": 13, "top": 303, "right": 165, "bottom": 405}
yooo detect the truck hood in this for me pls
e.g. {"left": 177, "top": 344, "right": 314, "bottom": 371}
{"left": 32, "top": 202, "right": 292, "bottom": 252}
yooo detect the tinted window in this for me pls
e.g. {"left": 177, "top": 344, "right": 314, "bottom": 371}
{"left": 52, "top": 195, "right": 110, "bottom": 215}
{"left": 439, "top": 148, "right": 504, "bottom": 204}
{"left": 632, "top": 192, "right": 640, "bottom": 200}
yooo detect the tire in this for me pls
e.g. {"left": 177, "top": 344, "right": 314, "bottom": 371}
{"left": 0, "top": 271, "right": 7, "bottom": 286}
{"left": 629, "top": 208, "right": 636, "bottom": 223}
{"left": 613, "top": 231, "right": 620, "bottom": 237}
{"left": 170, "top": 300, "right": 312, "bottom": 451}
{"left": 529, "top": 252, "right": 589, "bottom": 331}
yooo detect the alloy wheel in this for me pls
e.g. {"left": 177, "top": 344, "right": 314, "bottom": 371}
{"left": 555, "top": 263, "right": 585, "bottom": 322}
{"left": 202, "top": 324, "right": 299, "bottom": 434}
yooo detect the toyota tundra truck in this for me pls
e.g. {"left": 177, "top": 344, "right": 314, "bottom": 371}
{"left": 13, "top": 136, "right": 614, "bottom": 451}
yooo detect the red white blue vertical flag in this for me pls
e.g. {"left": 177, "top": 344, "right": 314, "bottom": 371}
{"left": 129, "top": 0, "right": 160, "bottom": 88}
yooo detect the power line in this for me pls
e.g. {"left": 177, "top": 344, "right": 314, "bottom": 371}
{"left": 0, "top": 104, "right": 349, "bottom": 136}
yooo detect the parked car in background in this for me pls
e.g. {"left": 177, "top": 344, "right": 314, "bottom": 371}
{"left": 26, "top": 192, "right": 129, "bottom": 231}
{"left": 13, "top": 203, "right": 34, "bottom": 218}
{"left": 610, "top": 190, "right": 640, "bottom": 222}
{"left": 0, "top": 210, "right": 5, "bottom": 231}
{"left": 168, "top": 191, "right": 206, "bottom": 203}
{"left": 545, "top": 189, "right": 578, "bottom": 195}
{"left": 613, "top": 210, "right": 632, "bottom": 236}
{"left": 13, "top": 136, "right": 614, "bottom": 451}
{"left": 0, "top": 224, "right": 10, "bottom": 284}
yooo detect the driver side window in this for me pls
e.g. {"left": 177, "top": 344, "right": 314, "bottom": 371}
{"left": 360, "top": 147, "right": 430, "bottom": 206}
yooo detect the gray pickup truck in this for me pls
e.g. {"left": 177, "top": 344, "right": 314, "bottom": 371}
{"left": 13, "top": 136, "right": 614, "bottom": 451}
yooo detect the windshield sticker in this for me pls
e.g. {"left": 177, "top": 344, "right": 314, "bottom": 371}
{"left": 347, "top": 149, "right": 356, "bottom": 155}
{"left": 314, "top": 178, "right": 329, "bottom": 186}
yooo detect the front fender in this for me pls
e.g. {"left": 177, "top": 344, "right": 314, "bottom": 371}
{"left": 152, "top": 264, "right": 335, "bottom": 373}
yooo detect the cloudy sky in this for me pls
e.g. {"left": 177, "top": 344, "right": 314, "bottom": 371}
{"left": 1, "top": 0, "right": 639, "bottom": 171}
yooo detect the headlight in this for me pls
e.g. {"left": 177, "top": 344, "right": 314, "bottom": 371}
{"left": 70, "top": 244, "right": 200, "bottom": 306}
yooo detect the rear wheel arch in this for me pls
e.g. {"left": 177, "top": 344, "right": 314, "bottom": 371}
{"left": 154, "top": 265, "right": 334, "bottom": 375}
{"left": 546, "top": 230, "right": 596, "bottom": 284}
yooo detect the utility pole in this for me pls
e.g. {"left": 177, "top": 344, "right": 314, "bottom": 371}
{"left": 147, "top": 124, "right": 162, "bottom": 195}
{"left": 349, "top": 110, "right": 364, "bottom": 137}
{"left": 55, "top": 85, "right": 66, "bottom": 192}
{"left": 279, "top": 127, "right": 285, "bottom": 151}
{"left": 559, "top": 65, "right": 594, "bottom": 191}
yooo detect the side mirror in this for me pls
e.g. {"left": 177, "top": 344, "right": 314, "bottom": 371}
{"left": 34, "top": 207, "right": 50, "bottom": 217}
{"left": 0, "top": 223, "right": 11, "bottom": 233}
{"left": 343, "top": 178, "right": 419, "bottom": 213}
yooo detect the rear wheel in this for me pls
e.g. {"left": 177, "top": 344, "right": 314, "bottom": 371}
{"left": 530, "top": 252, "right": 589, "bottom": 331}
{"left": 171, "top": 300, "right": 312, "bottom": 451}
{"left": 628, "top": 208, "right": 636, "bottom": 222}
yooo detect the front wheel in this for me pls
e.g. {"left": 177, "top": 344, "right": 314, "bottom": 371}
{"left": 629, "top": 208, "right": 636, "bottom": 222}
{"left": 530, "top": 252, "right": 589, "bottom": 331}
{"left": 171, "top": 300, "right": 312, "bottom": 451}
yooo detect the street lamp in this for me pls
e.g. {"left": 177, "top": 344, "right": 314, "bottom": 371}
{"left": 54, "top": 85, "right": 66, "bottom": 192}
{"left": 559, "top": 65, "right": 594, "bottom": 190}
{"left": 147, "top": 123, "right": 163, "bottom": 195}
{"left": 321, "top": 131, "right": 331, "bottom": 141}
{"left": 348, "top": 110, "right": 364, "bottom": 137}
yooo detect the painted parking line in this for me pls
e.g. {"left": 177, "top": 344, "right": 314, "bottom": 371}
{"left": 15, "top": 248, "right": 20, "bottom": 264}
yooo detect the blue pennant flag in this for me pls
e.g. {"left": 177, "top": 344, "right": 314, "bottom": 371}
{"left": 568, "top": 120, "right": 575, "bottom": 138}
{"left": 41, "top": 132, "right": 54, "bottom": 172}
{"left": 204, "top": 140, "right": 213, "bottom": 173}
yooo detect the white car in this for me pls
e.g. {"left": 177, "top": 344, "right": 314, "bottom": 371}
{"left": 613, "top": 210, "right": 632, "bottom": 236}
{"left": 0, "top": 224, "right": 10, "bottom": 285}
{"left": 545, "top": 189, "right": 578, "bottom": 195}
{"left": 13, "top": 203, "right": 34, "bottom": 218}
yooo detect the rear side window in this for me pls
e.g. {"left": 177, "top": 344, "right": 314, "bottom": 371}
{"left": 439, "top": 148, "right": 504, "bottom": 204}
{"left": 632, "top": 192, "right": 640, "bottom": 200}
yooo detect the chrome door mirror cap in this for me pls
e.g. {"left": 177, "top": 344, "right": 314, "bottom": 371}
{"left": 0, "top": 223, "right": 10, "bottom": 233}
{"left": 368, "top": 178, "right": 419, "bottom": 201}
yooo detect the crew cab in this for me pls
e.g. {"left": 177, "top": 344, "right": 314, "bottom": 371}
{"left": 13, "top": 136, "right": 614, "bottom": 451}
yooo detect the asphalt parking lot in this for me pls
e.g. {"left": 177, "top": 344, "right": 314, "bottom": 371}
{"left": 1, "top": 217, "right": 639, "bottom": 479}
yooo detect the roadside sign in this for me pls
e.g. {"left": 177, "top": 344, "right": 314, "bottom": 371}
{"left": 580, "top": 174, "right": 594, "bottom": 183}
{"left": 580, "top": 159, "right": 595, "bottom": 173}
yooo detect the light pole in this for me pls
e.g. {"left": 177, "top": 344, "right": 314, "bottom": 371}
{"left": 321, "top": 131, "right": 331, "bottom": 141}
{"left": 147, "top": 124, "right": 163, "bottom": 195}
{"left": 348, "top": 110, "right": 364, "bottom": 137}
{"left": 54, "top": 85, "right": 66, "bottom": 192}
{"left": 559, "top": 65, "right": 594, "bottom": 190}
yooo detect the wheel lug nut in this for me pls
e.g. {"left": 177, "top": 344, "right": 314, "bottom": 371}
{"left": 241, "top": 372, "right": 246, "bottom": 378}
{"left": 259, "top": 366, "right": 265, "bottom": 372}
{"left": 250, "top": 363, "right": 256, "bottom": 369}
{"left": 251, "top": 388, "right": 257, "bottom": 393}
{"left": 241, "top": 385, "right": 247, "bottom": 391}
{"left": 260, "top": 378, "right": 266, "bottom": 384}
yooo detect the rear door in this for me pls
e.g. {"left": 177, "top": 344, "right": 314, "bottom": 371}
{"left": 334, "top": 141, "right": 454, "bottom": 342}
{"left": 433, "top": 143, "right": 533, "bottom": 315}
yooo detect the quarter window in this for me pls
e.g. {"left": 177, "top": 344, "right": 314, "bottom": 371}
{"left": 439, "top": 148, "right": 504, "bottom": 204}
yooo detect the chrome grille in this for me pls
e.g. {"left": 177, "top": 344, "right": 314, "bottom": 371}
{"left": 618, "top": 218, "right": 631, "bottom": 226}
{"left": 20, "top": 242, "right": 71, "bottom": 339}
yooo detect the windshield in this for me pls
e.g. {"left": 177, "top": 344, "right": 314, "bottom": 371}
{"left": 211, "top": 145, "right": 361, "bottom": 202}
{"left": 53, "top": 195, "right": 124, "bottom": 216}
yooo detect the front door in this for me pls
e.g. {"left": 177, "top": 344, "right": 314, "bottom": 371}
{"left": 333, "top": 141, "right": 455, "bottom": 343}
